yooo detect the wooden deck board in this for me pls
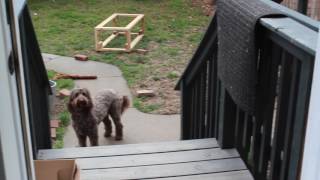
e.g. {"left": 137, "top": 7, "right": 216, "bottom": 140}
{"left": 38, "top": 138, "right": 253, "bottom": 179}
{"left": 81, "top": 158, "right": 247, "bottom": 180}
{"left": 38, "top": 138, "right": 219, "bottom": 159}
{"left": 160, "top": 170, "right": 253, "bottom": 180}
{"left": 77, "top": 148, "right": 239, "bottom": 169}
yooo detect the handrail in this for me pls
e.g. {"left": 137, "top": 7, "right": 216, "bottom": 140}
{"left": 260, "top": 17, "right": 317, "bottom": 56}
{"left": 263, "top": 0, "right": 319, "bottom": 31}
{"left": 176, "top": 2, "right": 317, "bottom": 180}
{"left": 176, "top": 0, "right": 318, "bottom": 90}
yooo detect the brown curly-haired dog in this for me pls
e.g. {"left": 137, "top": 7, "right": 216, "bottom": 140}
{"left": 68, "top": 88, "right": 129, "bottom": 147}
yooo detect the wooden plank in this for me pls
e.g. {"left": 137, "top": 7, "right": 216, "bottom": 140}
{"left": 126, "top": 14, "right": 144, "bottom": 30}
{"left": 260, "top": 18, "right": 317, "bottom": 58}
{"left": 269, "top": 51, "right": 292, "bottom": 179}
{"left": 81, "top": 158, "right": 247, "bottom": 180}
{"left": 77, "top": 148, "right": 239, "bottom": 170}
{"left": 160, "top": 170, "right": 253, "bottom": 180}
{"left": 198, "top": 66, "right": 206, "bottom": 138}
{"left": 287, "top": 57, "right": 313, "bottom": 180}
{"left": 117, "top": 32, "right": 139, "bottom": 35}
{"left": 95, "top": 14, "right": 118, "bottom": 28}
{"left": 95, "top": 26, "right": 128, "bottom": 31}
{"left": 207, "top": 53, "right": 218, "bottom": 138}
{"left": 130, "top": 34, "right": 144, "bottom": 49}
{"left": 235, "top": 108, "right": 245, "bottom": 156}
{"left": 193, "top": 77, "right": 200, "bottom": 138}
{"left": 297, "top": 0, "right": 308, "bottom": 14}
{"left": 116, "top": 13, "right": 142, "bottom": 17}
{"left": 251, "top": 37, "right": 274, "bottom": 177}
{"left": 190, "top": 84, "right": 196, "bottom": 139}
{"left": 218, "top": 88, "right": 236, "bottom": 148}
{"left": 97, "top": 48, "right": 127, "bottom": 52}
{"left": 125, "top": 31, "right": 131, "bottom": 50}
{"left": 101, "top": 33, "right": 118, "bottom": 47}
{"left": 180, "top": 80, "right": 191, "bottom": 139}
{"left": 94, "top": 29, "right": 100, "bottom": 50}
{"left": 257, "top": 41, "right": 280, "bottom": 178}
{"left": 38, "top": 138, "right": 219, "bottom": 159}
{"left": 242, "top": 114, "right": 252, "bottom": 162}
{"left": 214, "top": 80, "right": 221, "bottom": 138}
{"left": 280, "top": 58, "right": 299, "bottom": 180}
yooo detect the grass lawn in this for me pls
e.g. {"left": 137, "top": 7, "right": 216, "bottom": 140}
{"left": 29, "top": 0, "right": 211, "bottom": 114}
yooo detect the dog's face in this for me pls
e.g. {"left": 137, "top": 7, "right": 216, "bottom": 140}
{"left": 68, "top": 88, "right": 93, "bottom": 113}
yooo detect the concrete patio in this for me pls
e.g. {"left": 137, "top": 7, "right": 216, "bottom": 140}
{"left": 43, "top": 53, "right": 180, "bottom": 147}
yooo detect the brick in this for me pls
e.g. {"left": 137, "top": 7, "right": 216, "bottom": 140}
{"left": 59, "top": 89, "right": 71, "bottom": 97}
{"left": 50, "top": 120, "right": 60, "bottom": 128}
{"left": 74, "top": 54, "right": 89, "bottom": 61}
{"left": 137, "top": 90, "right": 156, "bottom": 97}
{"left": 51, "top": 128, "right": 56, "bottom": 139}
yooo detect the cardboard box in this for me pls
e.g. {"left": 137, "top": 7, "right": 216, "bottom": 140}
{"left": 34, "top": 160, "right": 80, "bottom": 180}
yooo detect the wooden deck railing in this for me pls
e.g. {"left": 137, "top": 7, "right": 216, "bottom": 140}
{"left": 176, "top": 1, "right": 318, "bottom": 180}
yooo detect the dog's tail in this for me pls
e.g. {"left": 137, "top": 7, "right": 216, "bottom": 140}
{"left": 121, "top": 96, "right": 130, "bottom": 114}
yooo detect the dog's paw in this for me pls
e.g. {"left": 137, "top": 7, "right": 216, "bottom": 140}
{"left": 104, "top": 133, "right": 112, "bottom": 138}
{"left": 115, "top": 136, "right": 123, "bottom": 141}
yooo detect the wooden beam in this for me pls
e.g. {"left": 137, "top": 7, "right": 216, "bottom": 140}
{"left": 126, "top": 14, "right": 144, "bottom": 30}
{"left": 118, "top": 32, "right": 139, "bottom": 35}
{"left": 95, "top": 13, "right": 118, "bottom": 28}
{"left": 95, "top": 26, "right": 128, "bottom": 31}
{"left": 102, "top": 33, "right": 118, "bottom": 47}
{"left": 125, "top": 31, "right": 132, "bottom": 51}
{"left": 117, "top": 13, "right": 142, "bottom": 17}
{"left": 130, "top": 34, "right": 144, "bottom": 49}
{"left": 98, "top": 48, "right": 128, "bottom": 52}
{"left": 94, "top": 29, "right": 101, "bottom": 50}
{"left": 94, "top": 13, "right": 145, "bottom": 52}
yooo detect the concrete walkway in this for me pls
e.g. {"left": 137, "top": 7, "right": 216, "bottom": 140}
{"left": 43, "top": 53, "right": 180, "bottom": 147}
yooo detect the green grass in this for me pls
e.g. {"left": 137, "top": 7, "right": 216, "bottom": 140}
{"left": 167, "top": 71, "right": 179, "bottom": 79}
{"left": 47, "top": 70, "right": 74, "bottom": 90}
{"left": 133, "top": 97, "right": 161, "bottom": 113}
{"left": 47, "top": 70, "right": 73, "bottom": 148}
{"left": 31, "top": 0, "right": 210, "bottom": 113}
{"left": 59, "top": 110, "right": 71, "bottom": 127}
{"left": 56, "top": 79, "right": 74, "bottom": 90}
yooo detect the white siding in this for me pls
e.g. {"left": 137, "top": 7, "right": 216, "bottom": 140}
{"left": 301, "top": 33, "right": 320, "bottom": 179}
{"left": 0, "top": 0, "right": 32, "bottom": 180}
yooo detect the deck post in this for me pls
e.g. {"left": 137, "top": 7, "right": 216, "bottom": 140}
{"left": 297, "top": 0, "right": 308, "bottom": 15}
{"left": 180, "top": 80, "right": 190, "bottom": 140}
{"left": 217, "top": 86, "right": 237, "bottom": 148}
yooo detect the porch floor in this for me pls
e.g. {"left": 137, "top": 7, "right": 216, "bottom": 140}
{"left": 38, "top": 138, "right": 252, "bottom": 179}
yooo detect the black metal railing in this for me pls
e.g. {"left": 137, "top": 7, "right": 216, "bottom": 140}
{"left": 176, "top": 1, "right": 318, "bottom": 180}
{"left": 19, "top": 5, "right": 52, "bottom": 156}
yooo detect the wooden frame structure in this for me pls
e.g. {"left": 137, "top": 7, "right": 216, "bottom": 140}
{"left": 95, "top": 13, "right": 145, "bottom": 52}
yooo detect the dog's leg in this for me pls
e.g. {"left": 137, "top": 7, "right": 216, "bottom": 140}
{"left": 77, "top": 134, "right": 87, "bottom": 147}
{"left": 109, "top": 98, "right": 124, "bottom": 141}
{"left": 103, "top": 116, "right": 112, "bottom": 138}
{"left": 109, "top": 113, "right": 123, "bottom": 140}
{"left": 89, "top": 135, "right": 98, "bottom": 146}
{"left": 110, "top": 114, "right": 123, "bottom": 141}
{"left": 89, "top": 126, "right": 99, "bottom": 146}
{"left": 113, "top": 118, "right": 123, "bottom": 141}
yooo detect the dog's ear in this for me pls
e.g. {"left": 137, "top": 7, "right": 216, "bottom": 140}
{"left": 67, "top": 89, "right": 77, "bottom": 113}
{"left": 82, "top": 88, "right": 93, "bottom": 109}
{"left": 82, "top": 88, "right": 91, "bottom": 98}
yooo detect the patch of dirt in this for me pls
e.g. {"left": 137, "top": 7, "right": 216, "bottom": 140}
{"left": 50, "top": 97, "right": 66, "bottom": 120}
{"left": 132, "top": 41, "right": 197, "bottom": 115}
{"left": 192, "top": 0, "right": 216, "bottom": 16}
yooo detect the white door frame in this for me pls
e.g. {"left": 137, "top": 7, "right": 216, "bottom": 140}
{"left": 0, "top": 0, "right": 35, "bottom": 180}
{"left": 300, "top": 32, "right": 320, "bottom": 179}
